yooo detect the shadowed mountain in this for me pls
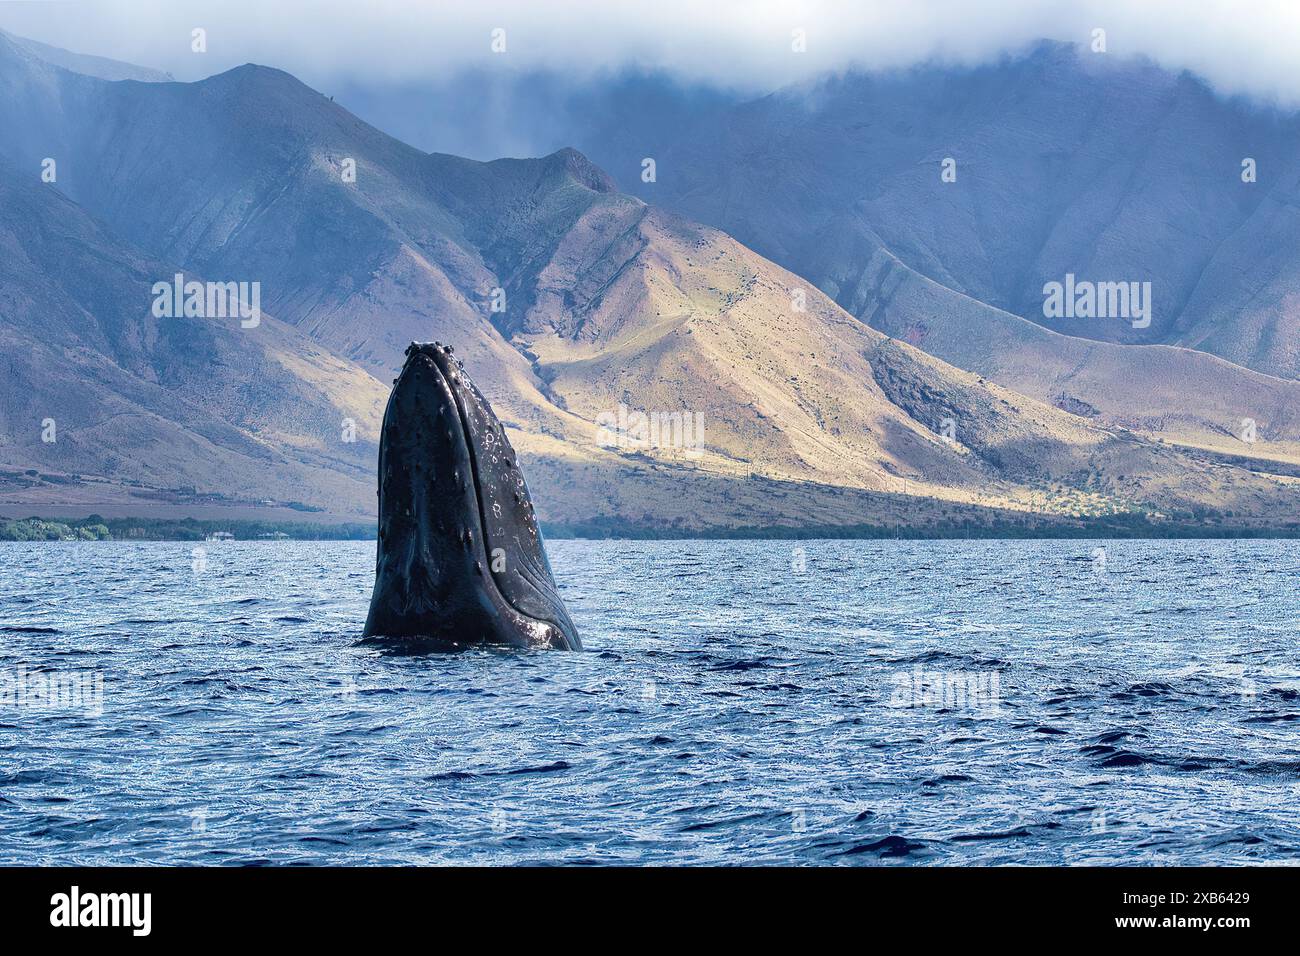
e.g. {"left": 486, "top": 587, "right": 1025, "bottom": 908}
{"left": 0, "top": 161, "right": 385, "bottom": 514}
{"left": 1, "top": 32, "right": 1296, "bottom": 532}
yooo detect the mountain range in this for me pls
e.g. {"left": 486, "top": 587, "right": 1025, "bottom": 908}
{"left": 353, "top": 48, "right": 1300, "bottom": 462}
{"left": 1, "top": 30, "right": 1297, "bottom": 534}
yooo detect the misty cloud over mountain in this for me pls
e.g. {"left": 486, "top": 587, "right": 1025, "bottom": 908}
{"left": 3, "top": 0, "right": 1299, "bottom": 106}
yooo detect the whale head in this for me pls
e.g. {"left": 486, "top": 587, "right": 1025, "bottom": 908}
{"left": 362, "top": 342, "right": 581, "bottom": 650}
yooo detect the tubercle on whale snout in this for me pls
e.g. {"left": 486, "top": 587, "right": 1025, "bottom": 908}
{"left": 404, "top": 340, "right": 464, "bottom": 369}
{"left": 363, "top": 340, "right": 582, "bottom": 651}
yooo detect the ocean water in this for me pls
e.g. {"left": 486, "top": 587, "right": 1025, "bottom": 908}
{"left": 0, "top": 538, "right": 1297, "bottom": 866}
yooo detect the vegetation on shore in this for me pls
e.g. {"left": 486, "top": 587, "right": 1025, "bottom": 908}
{"left": 0, "top": 518, "right": 112, "bottom": 541}
{"left": 2, "top": 513, "right": 1297, "bottom": 542}
{"left": 0, "top": 516, "right": 374, "bottom": 542}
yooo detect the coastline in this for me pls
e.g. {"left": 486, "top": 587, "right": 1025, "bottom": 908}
{"left": 3, "top": 514, "right": 1298, "bottom": 542}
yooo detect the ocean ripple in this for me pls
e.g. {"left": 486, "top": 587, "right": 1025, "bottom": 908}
{"left": 0, "top": 538, "right": 1297, "bottom": 864}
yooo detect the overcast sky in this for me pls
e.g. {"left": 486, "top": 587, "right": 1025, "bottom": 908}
{"left": 3, "top": 0, "right": 1299, "bottom": 105}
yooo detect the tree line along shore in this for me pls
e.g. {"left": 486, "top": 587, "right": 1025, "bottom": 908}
{"left": 2, "top": 514, "right": 1298, "bottom": 542}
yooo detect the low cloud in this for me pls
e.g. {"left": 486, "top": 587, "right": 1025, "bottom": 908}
{"left": 2, "top": 0, "right": 1299, "bottom": 106}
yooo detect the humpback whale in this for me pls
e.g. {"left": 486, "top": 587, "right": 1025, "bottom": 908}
{"left": 363, "top": 342, "right": 581, "bottom": 650}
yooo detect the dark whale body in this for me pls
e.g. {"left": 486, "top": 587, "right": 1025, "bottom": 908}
{"left": 363, "top": 342, "right": 581, "bottom": 650}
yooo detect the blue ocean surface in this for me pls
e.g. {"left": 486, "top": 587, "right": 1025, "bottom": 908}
{"left": 0, "top": 538, "right": 1296, "bottom": 865}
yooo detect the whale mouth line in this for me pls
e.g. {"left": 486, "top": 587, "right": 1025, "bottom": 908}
{"left": 443, "top": 368, "right": 545, "bottom": 639}
{"left": 409, "top": 348, "right": 515, "bottom": 622}
{"left": 434, "top": 354, "right": 500, "bottom": 599}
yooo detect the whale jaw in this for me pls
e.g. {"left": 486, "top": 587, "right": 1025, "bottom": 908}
{"left": 362, "top": 342, "right": 581, "bottom": 651}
